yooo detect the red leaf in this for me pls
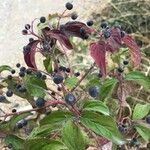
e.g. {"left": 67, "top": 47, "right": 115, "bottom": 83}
{"left": 45, "top": 29, "right": 73, "bottom": 50}
{"left": 122, "top": 34, "right": 141, "bottom": 68}
{"left": 60, "top": 21, "right": 93, "bottom": 38}
{"left": 90, "top": 42, "right": 106, "bottom": 75}
{"left": 24, "top": 40, "right": 40, "bottom": 69}
{"left": 106, "top": 27, "right": 122, "bottom": 52}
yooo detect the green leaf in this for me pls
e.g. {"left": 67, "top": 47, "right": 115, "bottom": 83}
{"left": 132, "top": 103, "right": 150, "bottom": 120}
{"left": 125, "top": 71, "right": 150, "bottom": 91}
{"left": 5, "top": 135, "right": 24, "bottom": 150}
{"left": 40, "top": 111, "right": 73, "bottom": 125}
{"left": 62, "top": 120, "right": 87, "bottom": 150}
{"left": 100, "top": 79, "right": 118, "bottom": 100}
{"left": 0, "top": 65, "right": 12, "bottom": 73}
{"left": 64, "top": 77, "right": 78, "bottom": 89}
{"left": 135, "top": 123, "right": 150, "bottom": 141}
{"left": 43, "top": 56, "right": 53, "bottom": 73}
{"left": 23, "top": 74, "right": 47, "bottom": 98}
{"left": 29, "top": 124, "right": 61, "bottom": 138}
{"left": 82, "top": 100, "right": 110, "bottom": 115}
{"left": 25, "top": 138, "right": 67, "bottom": 150}
{"left": 0, "top": 122, "right": 11, "bottom": 133}
{"left": 80, "top": 111, "right": 125, "bottom": 145}
{"left": 9, "top": 112, "right": 32, "bottom": 130}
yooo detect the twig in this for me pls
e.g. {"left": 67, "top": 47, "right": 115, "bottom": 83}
{"left": 71, "top": 63, "right": 95, "bottom": 92}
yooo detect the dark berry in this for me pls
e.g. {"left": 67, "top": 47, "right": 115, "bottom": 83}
{"left": 146, "top": 116, "right": 150, "bottom": 124}
{"left": 41, "top": 75, "right": 47, "bottom": 80}
{"left": 0, "top": 95, "right": 6, "bottom": 102}
{"left": 74, "top": 72, "right": 80, "bottom": 77}
{"left": 20, "top": 67, "right": 26, "bottom": 72}
{"left": 36, "top": 71, "right": 42, "bottom": 78}
{"left": 118, "top": 124, "right": 126, "bottom": 133}
{"left": 43, "top": 42, "right": 50, "bottom": 51}
{"left": 19, "top": 71, "right": 25, "bottom": 77}
{"left": 57, "top": 87, "right": 61, "bottom": 91}
{"left": 7, "top": 143, "right": 13, "bottom": 149}
{"left": 101, "top": 22, "right": 108, "bottom": 28}
{"left": 35, "top": 97, "right": 45, "bottom": 108}
{"left": 16, "top": 63, "right": 21, "bottom": 68}
{"left": 16, "top": 122, "right": 23, "bottom": 129}
{"left": 80, "top": 28, "right": 86, "bottom": 35}
{"left": 59, "top": 66, "right": 66, "bottom": 72}
{"left": 40, "top": 16, "right": 46, "bottom": 23}
{"left": 65, "top": 93, "right": 76, "bottom": 105}
{"left": 7, "top": 75, "right": 12, "bottom": 80}
{"left": 29, "top": 38, "right": 34, "bottom": 42}
{"left": 16, "top": 84, "right": 22, "bottom": 90}
{"left": 51, "top": 91, "right": 55, "bottom": 96}
{"left": 23, "top": 45, "right": 31, "bottom": 54}
{"left": 82, "top": 34, "right": 89, "bottom": 40}
{"left": 12, "top": 109, "right": 17, "bottom": 113}
{"left": 25, "top": 24, "right": 30, "bottom": 30}
{"left": 26, "top": 69, "right": 32, "bottom": 74}
{"left": 97, "top": 72, "right": 102, "bottom": 78}
{"left": 66, "top": 68, "right": 70, "bottom": 73}
{"left": 11, "top": 69, "right": 16, "bottom": 74}
{"left": 6, "top": 90, "right": 13, "bottom": 97}
{"left": 120, "top": 31, "right": 125, "bottom": 38}
{"left": 18, "top": 87, "right": 27, "bottom": 93}
{"left": 22, "top": 119, "right": 28, "bottom": 126}
{"left": 65, "top": 2, "right": 73, "bottom": 10}
{"left": 123, "top": 60, "right": 128, "bottom": 65}
{"left": 22, "top": 29, "right": 28, "bottom": 35}
{"left": 117, "top": 67, "right": 124, "bottom": 73}
{"left": 87, "top": 20, "right": 93, "bottom": 26}
{"left": 53, "top": 74, "right": 64, "bottom": 84}
{"left": 103, "top": 31, "right": 111, "bottom": 38}
{"left": 71, "top": 13, "right": 78, "bottom": 20}
{"left": 88, "top": 86, "right": 99, "bottom": 98}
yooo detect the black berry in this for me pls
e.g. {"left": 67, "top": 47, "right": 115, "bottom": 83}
{"left": 22, "top": 119, "right": 28, "bottom": 126}
{"left": 146, "top": 116, "right": 150, "bottom": 124}
{"left": 65, "top": 93, "right": 76, "bottom": 105}
{"left": 123, "top": 60, "right": 128, "bottom": 65}
{"left": 53, "top": 74, "right": 64, "bottom": 84}
{"left": 0, "top": 95, "right": 6, "bottom": 102}
{"left": 19, "top": 71, "right": 25, "bottom": 77}
{"left": 66, "top": 68, "right": 70, "bottom": 73}
{"left": 26, "top": 69, "right": 32, "bottom": 74}
{"left": 16, "top": 122, "right": 23, "bottom": 129}
{"left": 7, "top": 143, "right": 13, "bottom": 149}
{"left": 6, "top": 90, "right": 13, "bottom": 97}
{"left": 22, "top": 29, "right": 28, "bottom": 35}
{"left": 74, "top": 72, "right": 80, "bottom": 77}
{"left": 25, "top": 24, "right": 30, "bottom": 30}
{"left": 18, "top": 87, "right": 27, "bottom": 93}
{"left": 65, "top": 2, "right": 73, "bottom": 10}
{"left": 57, "top": 87, "right": 61, "bottom": 91}
{"left": 7, "top": 75, "right": 12, "bottom": 80}
{"left": 11, "top": 69, "right": 16, "bottom": 74}
{"left": 51, "top": 91, "right": 55, "bottom": 96}
{"left": 35, "top": 97, "right": 45, "bottom": 108}
{"left": 101, "top": 22, "right": 108, "bottom": 28}
{"left": 87, "top": 20, "right": 93, "bottom": 26}
{"left": 29, "top": 38, "right": 34, "bottom": 43}
{"left": 16, "top": 63, "right": 21, "bottom": 68}
{"left": 59, "top": 66, "right": 66, "bottom": 72}
{"left": 20, "top": 67, "right": 26, "bottom": 72}
{"left": 41, "top": 75, "right": 47, "bottom": 80}
{"left": 71, "top": 13, "right": 78, "bottom": 20}
{"left": 40, "top": 16, "right": 46, "bottom": 23}
{"left": 16, "top": 84, "right": 22, "bottom": 90}
{"left": 23, "top": 45, "right": 31, "bottom": 54}
{"left": 117, "top": 67, "right": 124, "bottom": 73}
{"left": 12, "top": 109, "right": 17, "bottom": 113}
{"left": 36, "top": 71, "right": 42, "bottom": 78}
{"left": 103, "top": 31, "right": 111, "bottom": 38}
{"left": 120, "top": 31, "right": 125, "bottom": 38}
{"left": 88, "top": 86, "right": 99, "bottom": 98}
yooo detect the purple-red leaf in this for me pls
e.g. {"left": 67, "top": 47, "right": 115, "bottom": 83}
{"left": 60, "top": 21, "right": 93, "bottom": 38}
{"left": 90, "top": 42, "right": 106, "bottom": 75}
{"left": 122, "top": 34, "right": 141, "bottom": 68}
{"left": 24, "top": 40, "right": 40, "bottom": 69}
{"left": 105, "top": 27, "right": 122, "bottom": 52}
{"left": 45, "top": 29, "right": 73, "bottom": 50}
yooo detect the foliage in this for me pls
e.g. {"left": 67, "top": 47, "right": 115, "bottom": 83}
{"left": 0, "top": 1, "right": 150, "bottom": 150}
